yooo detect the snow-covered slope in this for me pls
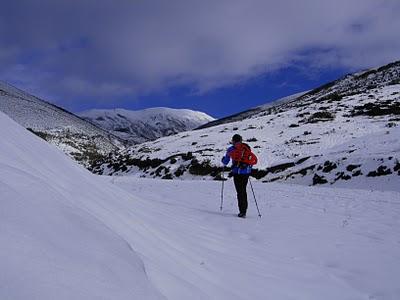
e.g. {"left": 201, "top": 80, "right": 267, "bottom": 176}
{"left": 2, "top": 110, "right": 400, "bottom": 299}
{"left": 79, "top": 107, "right": 215, "bottom": 144}
{"left": 92, "top": 61, "right": 400, "bottom": 190}
{"left": 0, "top": 81, "right": 123, "bottom": 168}
{"left": 0, "top": 111, "right": 164, "bottom": 299}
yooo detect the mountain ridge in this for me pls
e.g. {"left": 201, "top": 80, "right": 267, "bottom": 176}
{"left": 198, "top": 61, "right": 400, "bottom": 129}
{"left": 79, "top": 107, "right": 215, "bottom": 144}
{"left": 0, "top": 81, "right": 215, "bottom": 168}
{"left": 91, "top": 60, "right": 400, "bottom": 190}
{"left": 0, "top": 81, "right": 124, "bottom": 168}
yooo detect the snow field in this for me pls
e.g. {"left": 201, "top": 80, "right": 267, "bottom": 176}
{"left": 0, "top": 112, "right": 165, "bottom": 300}
{"left": 1, "top": 110, "right": 400, "bottom": 299}
{"left": 111, "top": 177, "right": 400, "bottom": 300}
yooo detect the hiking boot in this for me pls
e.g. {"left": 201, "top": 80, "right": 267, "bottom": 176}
{"left": 238, "top": 212, "right": 246, "bottom": 218}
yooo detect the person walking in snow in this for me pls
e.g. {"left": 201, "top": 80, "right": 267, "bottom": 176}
{"left": 221, "top": 134, "right": 258, "bottom": 218}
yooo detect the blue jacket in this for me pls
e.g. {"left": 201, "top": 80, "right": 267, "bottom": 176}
{"left": 221, "top": 143, "right": 252, "bottom": 175}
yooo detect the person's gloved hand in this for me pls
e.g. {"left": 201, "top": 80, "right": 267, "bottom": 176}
{"left": 221, "top": 155, "right": 230, "bottom": 166}
{"left": 228, "top": 171, "right": 234, "bottom": 178}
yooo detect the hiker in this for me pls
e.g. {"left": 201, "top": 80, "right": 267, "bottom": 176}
{"left": 221, "top": 134, "right": 257, "bottom": 218}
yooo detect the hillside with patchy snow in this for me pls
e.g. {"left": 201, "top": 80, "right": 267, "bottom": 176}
{"left": 79, "top": 107, "right": 215, "bottom": 144}
{"left": 1, "top": 110, "right": 400, "bottom": 299}
{"left": 92, "top": 61, "right": 400, "bottom": 190}
{"left": 0, "top": 81, "right": 124, "bottom": 168}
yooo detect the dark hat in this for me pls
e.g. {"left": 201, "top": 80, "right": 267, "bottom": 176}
{"left": 231, "top": 134, "right": 242, "bottom": 143}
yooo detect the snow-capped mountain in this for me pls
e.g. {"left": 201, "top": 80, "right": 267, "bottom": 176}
{"left": 0, "top": 81, "right": 123, "bottom": 168}
{"left": 78, "top": 107, "right": 215, "bottom": 144}
{"left": 92, "top": 60, "right": 400, "bottom": 190}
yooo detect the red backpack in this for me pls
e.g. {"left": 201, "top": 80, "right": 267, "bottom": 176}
{"left": 229, "top": 143, "right": 258, "bottom": 166}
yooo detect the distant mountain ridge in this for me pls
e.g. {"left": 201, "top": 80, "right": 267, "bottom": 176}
{"left": 199, "top": 61, "right": 400, "bottom": 129}
{"left": 79, "top": 107, "right": 215, "bottom": 144}
{"left": 0, "top": 81, "right": 215, "bottom": 169}
{"left": 91, "top": 60, "right": 400, "bottom": 190}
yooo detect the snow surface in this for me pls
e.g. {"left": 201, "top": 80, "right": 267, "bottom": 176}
{"left": 0, "top": 111, "right": 164, "bottom": 299}
{"left": 1, "top": 110, "right": 400, "bottom": 299}
{"left": 79, "top": 107, "right": 215, "bottom": 144}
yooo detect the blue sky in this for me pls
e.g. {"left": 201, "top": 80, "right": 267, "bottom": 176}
{"left": 74, "top": 63, "right": 348, "bottom": 118}
{"left": 1, "top": 0, "right": 399, "bottom": 118}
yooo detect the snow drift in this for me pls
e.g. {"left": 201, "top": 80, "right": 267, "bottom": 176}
{"left": 0, "top": 111, "right": 164, "bottom": 299}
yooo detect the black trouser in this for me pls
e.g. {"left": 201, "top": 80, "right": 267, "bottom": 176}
{"left": 233, "top": 174, "right": 249, "bottom": 214}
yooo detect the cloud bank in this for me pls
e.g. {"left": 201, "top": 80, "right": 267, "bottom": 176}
{"left": 1, "top": 0, "right": 399, "bottom": 104}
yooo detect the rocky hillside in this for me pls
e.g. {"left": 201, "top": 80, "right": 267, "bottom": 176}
{"left": 0, "top": 81, "right": 123, "bottom": 168}
{"left": 91, "top": 61, "right": 400, "bottom": 190}
{"left": 79, "top": 107, "right": 215, "bottom": 144}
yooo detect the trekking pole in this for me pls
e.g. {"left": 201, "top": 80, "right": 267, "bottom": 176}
{"left": 220, "top": 167, "right": 225, "bottom": 211}
{"left": 249, "top": 177, "right": 262, "bottom": 218}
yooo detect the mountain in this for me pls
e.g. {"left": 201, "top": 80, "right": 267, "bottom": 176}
{"left": 91, "top": 60, "right": 400, "bottom": 190}
{"left": 2, "top": 110, "right": 399, "bottom": 299}
{"left": 0, "top": 81, "right": 123, "bottom": 168}
{"left": 198, "top": 61, "right": 400, "bottom": 129}
{"left": 78, "top": 107, "right": 215, "bottom": 144}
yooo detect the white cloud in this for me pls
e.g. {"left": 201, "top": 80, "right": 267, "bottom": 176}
{"left": 0, "top": 0, "right": 399, "bottom": 100}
